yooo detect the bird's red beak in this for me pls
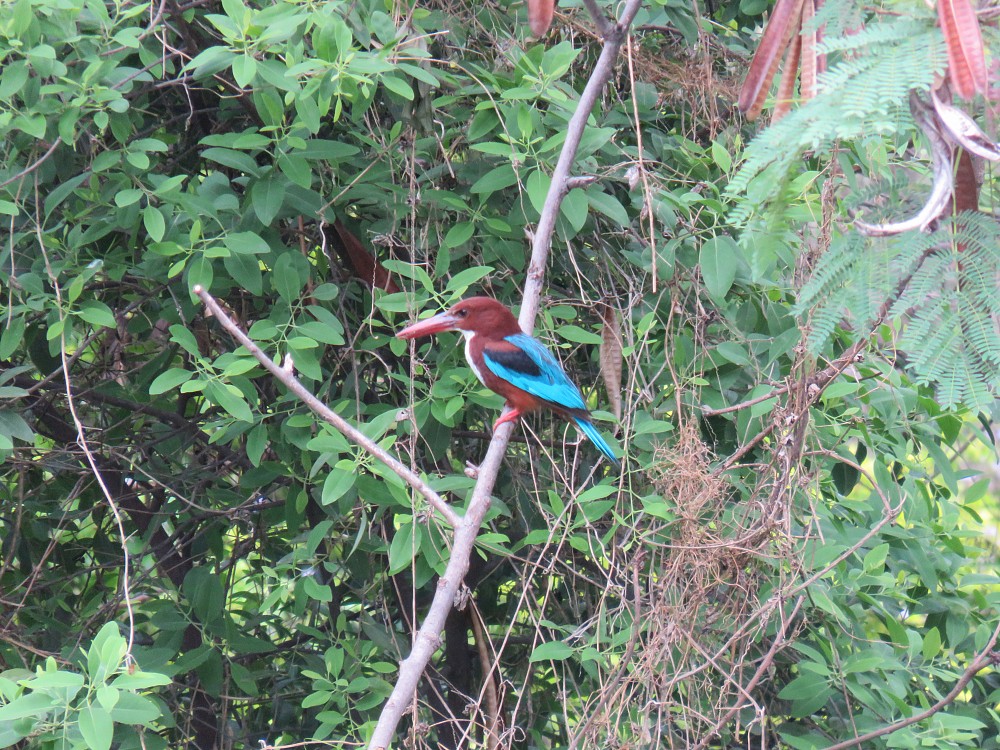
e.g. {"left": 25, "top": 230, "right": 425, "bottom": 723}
{"left": 395, "top": 311, "right": 460, "bottom": 340}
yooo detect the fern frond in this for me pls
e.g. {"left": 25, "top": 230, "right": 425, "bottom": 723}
{"left": 804, "top": 213, "right": 1000, "bottom": 411}
{"left": 815, "top": 19, "right": 929, "bottom": 55}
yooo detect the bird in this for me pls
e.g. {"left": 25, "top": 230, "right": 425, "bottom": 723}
{"left": 396, "top": 296, "right": 620, "bottom": 466}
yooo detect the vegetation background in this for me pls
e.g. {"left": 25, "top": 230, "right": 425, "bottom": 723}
{"left": 1, "top": 0, "right": 999, "bottom": 748}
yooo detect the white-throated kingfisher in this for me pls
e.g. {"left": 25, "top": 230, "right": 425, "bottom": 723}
{"left": 396, "top": 297, "right": 620, "bottom": 466}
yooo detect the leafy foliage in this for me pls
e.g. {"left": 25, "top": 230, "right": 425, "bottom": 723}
{"left": 795, "top": 212, "right": 1000, "bottom": 410}
{"left": 0, "top": 624, "right": 169, "bottom": 749}
{"left": 0, "top": 0, "right": 998, "bottom": 749}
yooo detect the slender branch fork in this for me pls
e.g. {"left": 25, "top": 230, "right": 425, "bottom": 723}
{"left": 192, "top": 287, "right": 461, "bottom": 529}
{"left": 195, "top": 2, "right": 644, "bottom": 747}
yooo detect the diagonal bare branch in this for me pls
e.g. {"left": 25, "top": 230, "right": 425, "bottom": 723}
{"left": 192, "top": 285, "right": 462, "bottom": 529}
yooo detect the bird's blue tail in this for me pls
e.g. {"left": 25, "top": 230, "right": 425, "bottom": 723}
{"left": 573, "top": 417, "right": 620, "bottom": 467}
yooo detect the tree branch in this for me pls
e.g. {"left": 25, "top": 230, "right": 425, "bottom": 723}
{"left": 192, "top": 286, "right": 461, "bottom": 529}
{"left": 367, "top": 2, "right": 644, "bottom": 747}
{"left": 580, "top": 0, "right": 614, "bottom": 38}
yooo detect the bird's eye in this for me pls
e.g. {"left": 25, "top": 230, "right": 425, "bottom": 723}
{"left": 456, "top": 309, "right": 468, "bottom": 318}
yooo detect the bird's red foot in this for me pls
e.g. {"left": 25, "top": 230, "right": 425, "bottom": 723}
{"left": 492, "top": 408, "right": 522, "bottom": 431}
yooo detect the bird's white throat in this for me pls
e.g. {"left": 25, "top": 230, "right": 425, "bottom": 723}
{"left": 460, "top": 330, "right": 488, "bottom": 386}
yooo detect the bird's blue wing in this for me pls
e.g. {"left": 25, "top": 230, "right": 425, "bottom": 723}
{"left": 482, "top": 333, "right": 587, "bottom": 411}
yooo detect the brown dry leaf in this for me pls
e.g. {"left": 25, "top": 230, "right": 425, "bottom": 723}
{"left": 799, "top": 0, "right": 818, "bottom": 100}
{"left": 951, "top": 149, "right": 980, "bottom": 216}
{"left": 528, "top": 0, "right": 556, "bottom": 37}
{"left": 772, "top": 33, "right": 802, "bottom": 122}
{"left": 738, "top": 0, "right": 806, "bottom": 120}
{"left": 599, "top": 304, "right": 623, "bottom": 421}
{"left": 331, "top": 219, "right": 400, "bottom": 293}
{"left": 938, "top": 0, "right": 987, "bottom": 99}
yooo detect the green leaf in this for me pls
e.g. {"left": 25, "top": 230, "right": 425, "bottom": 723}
{"left": 529, "top": 641, "right": 573, "bottom": 662}
{"left": 229, "top": 662, "right": 259, "bottom": 697}
{"left": 295, "top": 321, "right": 345, "bottom": 346}
{"left": 95, "top": 686, "right": 119, "bottom": 711}
{"left": 187, "top": 254, "right": 214, "bottom": 296}
{"left": 45, "top": 174, "right": 89, "bottom": 217}
{"left": 560, "top": 188, "right": 588, "bottom": 233}
{"left": 207, "top": 381, "right": 254, "bottom": 423}
{"left": 246, "top": 423, "right": 268, "bottom": 467}
{"left": 76, "top": 301, "right": 116, "bottom": 329}
{"left": 387, "top": 522, "right": 418, "bottom": 574}
{"left": 109, "top": 692, "right": 161, "bottom": 725}
{"left": 232, "top": 55, "right": 257, "bottom": 88}
{"left": 640, "top": 495, "right": 674, "bottom": 520}
{"left": 202, "top": 147, "right": 261, "bottom": 176}
{"left": 711, "top": 140, "right": 732, "bottom": 172}
{"left": 470, "top": 142, "right": 517, "bottom": 157}
{"left": 381, "top": 75, "right": 414, "bottom": 100}
{"left": 0, "top": 316, "right": 25, "bottom": 359}
{"left": 278, "top": 154, "right": 311, "bottom": 188}
{"left": 91, "top": 622, "right": 127, "bottom": 681}
{"left": 169, "top": 324, "right": 202, "bottom": 357}
{"left": 0, "top": 60, "right": 28, "bottom": 101}
{"left": 294, "top": 94, "right": 321, "bottom": 133}
{"left": 272, "top": 253, "right": 304, "bottom": 303}
{"left": 143, "top": 206, "right": 166, "bottom": 242}
{"left": 922, "top": 627, "right": 942, "bottom": 661}
{"left": 321, "top": 469, "right": 355, "bottom": 506}
{"left": 445, "top": 266, "right": 494, "bottom": 295}
{"left": 224, "top": 252, "right": 264, "bottom": 295}
{"left": 526, "top": 169, "right": 551, "bottom": 214}
{"left": 444, "top": 222, "right": 475, "bottom": 249}
{"left": 862, "top": 543, "right": 889, "bottom": 572}
{"left": 715, "top": 342, "right": 750, "bottom": 366}
{"left": 0, "top": 691, "right": 54, "bottom": 721}
{"left": 700, "top": 235, "right": 739, "bottom": 301}
{"left": 0, "top": 409, "right": 36, "bottom": 444}
{"left": 557, "top": 325, "right": 601, "bottom": 345}
{"left": 586, "top": 190, "right": 630, "bottom": 227}
{"left": 470, "top": 165, "right": 517, "bottom": 196}
{"left": 298, "top": 140, "right": 359, "bottom": 161}
{"left": 149, "top": 368, "right": 193, "bottom": 395}
{"left": 111, "top": 670, "right": 172, "bottom": 690}
{"left": 251, "top": 174, "right": 286, "bottom": 225}
{"left": 300, "top": 302, "right": 341, "bottom": 331}
{"left": 114, "top": 189, "right": 143, "bottom": 208}
{"left": 303, "top": 575, "right": 333, "bottom": 602}
{"left": 183, "top": 567, "right": 225, "bottom": 624}
{"left": 78, "top": 704, "right": 113, "bottom": 750}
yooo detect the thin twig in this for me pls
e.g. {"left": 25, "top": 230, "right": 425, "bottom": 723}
{"left": 567, "top": 556, "right": 644, "bottom": 749}
{"left": 625, "top": 32, "right": 659, "bottom": 291}
{"left": 690, "top": 596, "right": 805, "bottom": 749}
{"left": 33, "top": 178, "right": 137, "bottom": 653}
{"left": 0, "top": 140, "right": 61, "bottom": 191}
{"left": 192, "top": 286, "right": 461, "bottom": 529}
{"left": 702, "top": 384, "right": 789, "bottom": 416}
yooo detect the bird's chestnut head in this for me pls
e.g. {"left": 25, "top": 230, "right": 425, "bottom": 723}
{"left": 395, "top": 297, "right": 521, "bottom": 339}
